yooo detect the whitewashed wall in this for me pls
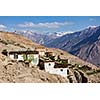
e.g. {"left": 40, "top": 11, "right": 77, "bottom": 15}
{"left": 9, "top": 54, "right": 39, "bottom": 66}
{"left": 46, "top": 68, "right": 68, "bottom": 77}
{"left": 44, "top": 62, "right": 68, "bottom": 77}
{"left": 9, "top": 54, "right": 24, "bottom": 61}
{"left": 18, "top": 55, "right": 24, "bottom": 61}
{"left": 39, "top": 51, "right": 45, "bottom": 56}
{"left": 30, "top": 54, "right": 39, "bottom": 66}
{"left": 51, "top": 68, "right": 68, "bottom": 77}
{"left": 9, "top": 54, "right": 14, "bottom": 60}
{"left": 44, "top": 62, "right": 55, "bottom": 70}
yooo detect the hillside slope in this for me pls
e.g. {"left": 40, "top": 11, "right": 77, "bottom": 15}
{"left": 15, "top": 30, "right": 59, "bottom": 45}
{"left": 0, "top": 31, "right": 100, "bottom": 83}
{"left": 0, "top": 31, "right": 68, "bottom": 83}
{"left": 0, "top": 55, "right": 68, "bottom": 83}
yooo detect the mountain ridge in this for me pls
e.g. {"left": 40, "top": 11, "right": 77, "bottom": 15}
{"left": 15, "top": 30, "right": 70, "bottom": 45}
{"left": 45, "top": 26, "right": 100, "bottom": 67}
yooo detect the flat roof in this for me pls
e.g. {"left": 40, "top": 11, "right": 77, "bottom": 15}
{"left": 39, "top": 58, "right": 54, "bottom": 63}
{"left": 45, "top": 52, "right": 53, "bottom": 53}
{"left": 44, "top": 61, "right": 54, "bottom": 63}
{"left": 60, "top": 59, "right": 69, "bottom": 61}
{"left": 9, "top": 51, "right": 39, "bottom": 54}
{"left": 36, "top": 46, "right": 45, "bottom": 49}
{"left": 54, "top": 63, "right": 67, "bottom": 68}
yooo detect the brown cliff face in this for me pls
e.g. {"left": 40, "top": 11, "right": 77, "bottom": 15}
{"left": 75, "top": 42, "right": 100, "bottom": 67}
{"left": 70, "top": 27, "right": 100, "bottom": 67}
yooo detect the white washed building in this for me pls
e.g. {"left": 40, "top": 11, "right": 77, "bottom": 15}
{"left": 39, "top": 59, "right": 68, "bottom": 78}
{"left": 9, "top": 51, "right": 39, "bottom": 66}
{"left": 36, "top": 46, "right": 46, "bottom": 56}
{"left": 48, "top": 68, "right": 68, "bottom": 77}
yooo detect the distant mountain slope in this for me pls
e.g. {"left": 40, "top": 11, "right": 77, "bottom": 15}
{"left": 15, "top": 30, "right": 60, "bottom": 45}
{"left": 45, "top": 26, "right": 100, "bottom": 67}
{"left": 15, "top": 30, "right": 70, "bottom": 45}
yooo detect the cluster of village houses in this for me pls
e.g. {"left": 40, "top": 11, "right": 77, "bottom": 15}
{"left": 6, "top": 47, "right": 70, "bottom": 78}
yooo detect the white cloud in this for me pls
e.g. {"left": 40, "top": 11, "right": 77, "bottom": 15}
{"left": 0, "top": 24, "right": 7, "bottom": 31}
{"left": 0, "top": 24, "right": 6, "bottom": 28}
{"left": 18, "top": 22, "right": 34, "bottom": 27}
{"left": 17, "top": 22, "right": 73, "bottom": 28}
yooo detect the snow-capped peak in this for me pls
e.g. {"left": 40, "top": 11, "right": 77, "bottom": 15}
{"left": 55, "top": 31, "right": 73, "bottom": 37}
{"left": 87, "top": 25, "right": 97, "bottom": 29}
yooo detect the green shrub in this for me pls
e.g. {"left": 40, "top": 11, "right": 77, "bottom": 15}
{"left": 87, "top": 69, "right": 100, "bottom": 75}
{"left": 78, "top": 65, "right": 92, "bottom": 71}
{"left": 23, "top": 54, "right": 27, "bottom": 61}
{"left": 0, "top": 40, "right": 8, "bottom": 45}
{"left": 2, "top": 49, "right": 8, "bottom": 56}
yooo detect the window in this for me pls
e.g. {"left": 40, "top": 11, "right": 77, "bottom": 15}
{"left": 49, "top": 63, "right": 51, "bottom": 66}
{"left": 60, "top": 69, "right": 63, "bottom": 71}
{"left": 14, "top": 53, "right": 18, "bottom": 59}
{"left": 67, "top": 69, "right": 69, "bottom": 74}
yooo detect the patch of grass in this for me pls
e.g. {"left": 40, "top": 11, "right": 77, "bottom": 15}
{"left": 49, "top": 56, "right": 55, "bottom": 61}
{"left": 0, "top": 39, "right": 8, "bottom": 45}
{"left": 78, "top": 65, "right": 92, "bottom": 71}
{"left": 2, "top": 49, "right": 8, "bottom": 56}
{"left": 87, "top": 70, "right": 100, "bottom": 75}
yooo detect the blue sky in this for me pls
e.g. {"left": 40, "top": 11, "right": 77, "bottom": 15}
{"left": 0, "top": 16, "right": 100, "bottom": 33}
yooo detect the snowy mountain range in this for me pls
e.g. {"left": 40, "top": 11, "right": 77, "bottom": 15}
{"left": 45, "top": 26, "right": 100, "bottom": 67}
{"left": 15, "top": 30, "right": 70, "bottom": 45}
{"left": 14, "top": 26, "right": 100, "bottom": 67}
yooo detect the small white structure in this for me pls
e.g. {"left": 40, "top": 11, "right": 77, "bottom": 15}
{"left": 45, "top": 63, "right": 68, "bottom": 77}
{"left": 39, "top": 59, "right": 55, "bottom": 70}
{"left": 44, "top": 61, "right": 55, "bottom": 70}
{"left": 36, "top": 46, "right": 46, "bottom": 56}
{"left": 9, "top": 51, "right": 39, "bottom": 66}
{"left": 47, "top": 68, "right": 68, "bottom": 77}
{"left": 60, "top": 59, "right": 70, "bottom": 64}
{"left": 39, "top": 51, "right": 45, "bottom": 56}
{"left": 39, "top": 59, "right": 68, "bottom": 77}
